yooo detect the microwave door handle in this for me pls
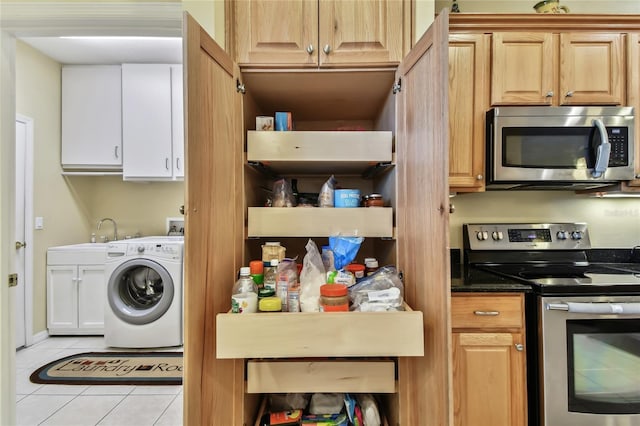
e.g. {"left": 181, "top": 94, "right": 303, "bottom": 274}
{"left": 547, "top": 302, "right": 640, "bottom": 314}
{"left": 591, "top": 118, "right": 611, "bottom": 178}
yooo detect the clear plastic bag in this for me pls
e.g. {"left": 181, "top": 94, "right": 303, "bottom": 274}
{"left": 299, "top": 239, "right": 326, "bottom": 312}
{"left": 318, "top": 175, "right": 337, "bottom": 208}
{"left": 272, "top": 178, "right": 296, "bottom": 207}
{"left": 348, "top": 266, "right": 404, "bottom": 311}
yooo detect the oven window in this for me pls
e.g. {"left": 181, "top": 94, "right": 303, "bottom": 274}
{"left": 502, "top": 127, "right": 595, "bottom": 168}
{"left": 567, "top": 319, "right": 640, "bottom": 415}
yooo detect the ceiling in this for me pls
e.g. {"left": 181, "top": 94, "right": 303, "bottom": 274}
{"left": 19, "top": 36, "right": 182, "bottom": 65}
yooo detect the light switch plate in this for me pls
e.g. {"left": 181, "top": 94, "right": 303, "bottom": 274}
{"left": 35, "top": 216, "right": 44, "bottom": 229}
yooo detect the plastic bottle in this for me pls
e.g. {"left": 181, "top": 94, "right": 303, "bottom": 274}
{"left": 263, "top": 259, "right": 279, "bottom": 293}
{"left": 231, "top": 267, "right": 258, "bottom": 314}
{"left": 365, "top": 258, "right": 379, "bottom": 276}
{"left": 249, "top": 260, "right": 264, "bottom": 288}
{"left": 90, "top": 233, "right": 96, "bottom": 243}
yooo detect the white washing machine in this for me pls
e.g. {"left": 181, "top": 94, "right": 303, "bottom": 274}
{"left": 104, "top": 236, "right": 184, "bottom": 348}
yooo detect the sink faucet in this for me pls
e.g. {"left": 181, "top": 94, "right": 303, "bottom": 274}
{"left": 97, "top": 217, "right": 118, "bottom": 242}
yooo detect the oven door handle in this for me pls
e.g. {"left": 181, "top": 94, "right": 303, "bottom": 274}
{"left": 546, "top": 302, "right": 640, "bottom": 315}
{"left": 591, "top": 118, "right": 611, "bottom": 178}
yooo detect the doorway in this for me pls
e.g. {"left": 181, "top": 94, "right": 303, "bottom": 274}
{"left": 14, "top": 115, "right": 34, "bottom": 349}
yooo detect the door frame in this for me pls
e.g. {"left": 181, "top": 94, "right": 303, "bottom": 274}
{"left": 0, "top": 3, "right": 182, "bottom": 424}
{"left": 15, "top": 114, "right": 34, "bottom": 348}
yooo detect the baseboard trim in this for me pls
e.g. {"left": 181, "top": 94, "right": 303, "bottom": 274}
{"left": 30, "top": 330, "right": 49, "bottom": 346}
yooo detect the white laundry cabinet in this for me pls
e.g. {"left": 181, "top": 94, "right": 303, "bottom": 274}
{"left": 46, "top": 244, "right": 107, "bottom": 335}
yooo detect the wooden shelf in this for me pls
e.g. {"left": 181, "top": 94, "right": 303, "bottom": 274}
{"left": 247, "top": 130, "right": 393, "bottom": 175}
{"left": 247, "top": 207, "right": 393, "bottom": 238}
{"left": 246, "top": 360, "right": 396, "bottom": 394}
{"left": 217, "top": 303, "right": 423, "bottom": 359}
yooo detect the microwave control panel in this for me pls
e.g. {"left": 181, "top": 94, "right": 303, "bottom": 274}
{"left": 604, "top": 127, "right": 629, "bottom": 166}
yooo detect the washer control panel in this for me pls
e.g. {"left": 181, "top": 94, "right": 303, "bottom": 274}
{"left": 464, "top": 223, "right": 591, "bottom": 251}
{"left": 126, "top": 242, "right": 183, "bottom": 259}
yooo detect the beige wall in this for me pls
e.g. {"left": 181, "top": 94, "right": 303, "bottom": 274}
{"left": 435, "top": 0, "right": 640, "bottom": 14}
{"left": 182, "top": 0, "right": 225, "bottom": 46}
{"left": 450, "top": 191, "right": 640, "bottom": 250}
{"left": 16, "top": 41, "right": 90, "bottom": 334}
{"left": 16, "top": 41, "right": 185, "bottom": 335}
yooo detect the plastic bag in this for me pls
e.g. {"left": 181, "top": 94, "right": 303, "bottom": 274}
{"left": 348, "top": 266, "right": 404, "bottom": 311}
{"left": 269, "top": 393, "right": 310, "bottom": 411}
{"left": 272, "top": 178, "right": 296, "bottom": 207}
{"left": 328, "top": 235, "right": 364, "bottom": 270}
{"left": 355, "top": 394, "right": 381, "bottom": 426}
{"left": 309, "top": 393, "right": 345, "bottom": 415}
{"left": 299, "top": 239, "right": 326, "bottom": 312}
{"left": 318, "top": 175, "right": 337, "bottom": 208}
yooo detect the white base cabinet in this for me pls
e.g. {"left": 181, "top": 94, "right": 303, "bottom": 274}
{"left": 47, "top": 246, "right": 107, "bottom": 335}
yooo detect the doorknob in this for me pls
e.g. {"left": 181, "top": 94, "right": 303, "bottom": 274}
{"left": 15, "top": 241, "right": 26, "bottom": 249}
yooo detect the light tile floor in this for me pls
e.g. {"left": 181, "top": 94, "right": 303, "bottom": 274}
{"left": 16, "top": 336, "right": 183, "bottom": 426}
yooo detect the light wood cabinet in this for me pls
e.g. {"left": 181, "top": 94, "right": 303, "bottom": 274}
{"left": 233, "top": 0, "right": 405, "bottom": 68}
{"left": 492, "top": 32, "right": 625, "bottom": 106}
{"left": 184, "top": 9, "right": 451, "bottom": 426}
{"left": 448, "top": 33, "right": 490, "bottom": 192}
{"left": 452, "top": 293, "right": 527, "bottom": 426}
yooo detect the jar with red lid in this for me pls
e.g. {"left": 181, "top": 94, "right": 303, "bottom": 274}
{"left": 319, "top": 284, "right": 349, "bottom": 312}
{"left": 345, "top": 263, "right": 365, "bottom": 281}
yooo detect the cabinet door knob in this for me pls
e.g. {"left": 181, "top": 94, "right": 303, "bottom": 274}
{"left": 306, "top": 44, "right": 314, "bottom": 54}
{"left": 476, "top": 174, "right": 483, "bottom": 180}
{"left": 515, "top": 343, "right": 524, "bottom": 352}
{"left": 566, "top": 91, "right": 574, "bottom": 97}
{"left": 323, "top": 44, "right": 331, "bottom": 54}
{"left": 545, "top": 91, "right": 554, "bottom": 98}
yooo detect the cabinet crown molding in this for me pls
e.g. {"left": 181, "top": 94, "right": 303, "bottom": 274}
{"left": 449, "top": 13, "right": 640, "bottom": 32}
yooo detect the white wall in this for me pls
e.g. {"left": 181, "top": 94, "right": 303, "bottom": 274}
{"left": 450, "top": 191, "right": 640, "bottom": 249}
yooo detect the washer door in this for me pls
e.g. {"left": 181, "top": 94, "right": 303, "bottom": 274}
{"left": 107, "top": 258, "right": 174, "bottom": 325}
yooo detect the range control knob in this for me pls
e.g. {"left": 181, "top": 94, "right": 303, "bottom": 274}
{"left": 491, "top": 231, "right": 504, "bottom": 241}
{"left": 571, "top": 231, "right": 583, "bottom": 240}
{"left": 137, "top": 245, "right": 145, "bottom": 253}
{"left": 476, "top": 231, "right": 489, "bottom": 241}
{"left": 556, "top": 231, "right": 568, "bottom": 240}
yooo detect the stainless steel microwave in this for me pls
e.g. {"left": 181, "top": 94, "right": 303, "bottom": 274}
{"left": 486, "top": 106, "right": 635, "bottom": 190}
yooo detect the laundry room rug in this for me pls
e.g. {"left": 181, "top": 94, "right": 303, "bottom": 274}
{"left": 30, "top": 352, "right": 182, "bottom": 385}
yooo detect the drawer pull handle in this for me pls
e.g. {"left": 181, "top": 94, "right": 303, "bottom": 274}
{"left": 474, "top": 310, "right": 499, "bottom": 316}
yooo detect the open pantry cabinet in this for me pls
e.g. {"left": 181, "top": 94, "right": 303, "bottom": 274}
{"left": 182, "top": 9, "right": 451, "bottom": 426}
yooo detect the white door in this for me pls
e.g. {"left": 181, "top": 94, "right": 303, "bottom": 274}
{"left": 13, "top": 117, "right": 30, "bottom": 349}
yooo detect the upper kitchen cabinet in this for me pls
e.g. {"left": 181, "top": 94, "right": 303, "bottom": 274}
{"left": 122, "top": 64, "right": 184, "bottom": 180}
{"left": 449, "top": 33, "right": 490, "bottom": 192}
{"left": 491, "top": 32, "right": 625, "bottom": 106}
{"left": 61, "top": 65, "right": 122, "bottom": 171}
{"left": 233, "top": 0, "right": 406, "bottom": 68}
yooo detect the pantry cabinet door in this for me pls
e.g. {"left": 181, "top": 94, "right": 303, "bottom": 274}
{"left": 235, "top": 0, "right": 318, "bottom": 67}
{"left": 183, "top": 12, "right": 245, "bottom": 426}
{"left": 395, "top": 9, "right": 450, "bottom": 426}
{"left": 319, "top": 0, "right": 404, "bottom": 66}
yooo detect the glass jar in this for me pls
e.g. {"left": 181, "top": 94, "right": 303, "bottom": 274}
{"left": 319, "top": 284, "right": 349, "bottom": 312}
{"left": 362, "top": 193, "right": 384, "bottom": 207}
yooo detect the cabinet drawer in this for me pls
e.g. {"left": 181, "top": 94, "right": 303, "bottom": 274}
{"left": 217, "top": 304, "right": 423, "bottom": 358}
{"left": 248, "top": 207, "right": 393, "bottom": 238}
{"left": 247, "top": 130, "right": 392, "bottom": 174}
{"left": 247, "top": 360, "right": 395, "bottom": 394}
{"left": 452, "top": 294, "right": 523, "bottom": 329}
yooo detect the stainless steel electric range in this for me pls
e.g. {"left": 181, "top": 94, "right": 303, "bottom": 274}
{"left": 463, "top": 223, "right": 640, "bottom": 426}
